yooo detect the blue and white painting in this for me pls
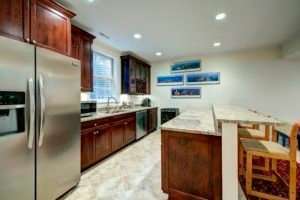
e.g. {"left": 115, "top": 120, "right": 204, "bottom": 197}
{"left": 171, "top": 60, "right": 201, "bottom": 73}
{"left": 171, "top": 87, "right": 201, "bottom": 98}
{"left": 157, "top": 75, "right": 184, "bottom": 86}
{"left": 186, "top": 72, "right": 220, "bottom": 85}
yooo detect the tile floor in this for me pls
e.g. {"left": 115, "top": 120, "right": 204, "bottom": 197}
{"left": 61, "top": 130, "right": 246, "bottom": 200}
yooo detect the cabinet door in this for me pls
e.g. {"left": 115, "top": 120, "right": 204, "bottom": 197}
{"left": 94, "top": 125, "right": 112, "bottom": 161}
{"left": 145, "top": 66, "right": 151, "bottom": 94}
{"left": 81, "top": 36, "right": 93, "bottom": 91}
{"left": 81, "top": 131, "right": 95, "bottom": 170}
{"left": 148, "top": 108, "right": 158, "bottom": 133}
{"left": 124, "top": 117, "right": 136, "bottom": 145}
{"left": 71, "top": 29, "right": 81, "bottom": 59}
{"left": 0, "top": 0, "right": 30, "bottom": 41}
{"left": 111, "top": 120, "right": 125, "bottom": 152}
{"left": 129, "top": 59, "right": 136, "bottom": 94}
{"left": 30, "top": 0, "right": 74, "bottom": 55}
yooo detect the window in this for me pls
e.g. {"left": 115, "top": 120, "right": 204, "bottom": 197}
{"left": 90, "top": 52, "right": 115, "bottom": 101}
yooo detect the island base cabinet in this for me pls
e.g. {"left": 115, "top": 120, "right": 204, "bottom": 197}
{"left": 161, "top": 130, "right": 222, "bottom": 200}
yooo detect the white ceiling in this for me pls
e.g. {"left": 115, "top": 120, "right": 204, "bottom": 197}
{"left": 59, "top": 0, "right": 300, "bottom": 62}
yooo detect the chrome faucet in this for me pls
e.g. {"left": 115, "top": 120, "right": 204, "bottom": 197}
{"left": 106, "top": 97, "right": 118, "bottom": 112}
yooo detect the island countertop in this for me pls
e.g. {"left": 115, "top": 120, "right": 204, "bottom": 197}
{"left": 213, "top": 105, "right": 281, "bottom": 125}
{"left": 160, "top": 109, "right": 218, "bottom": 136}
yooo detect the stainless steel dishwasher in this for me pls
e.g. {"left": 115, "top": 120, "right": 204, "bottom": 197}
{"left": 136, "top": 110, "right": 148, "bottom": 139}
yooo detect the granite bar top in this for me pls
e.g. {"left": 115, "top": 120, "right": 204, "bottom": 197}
{"left": 213, "top": 105, "right": 281, "bottom": 125}
{"left": 160, "top": 109, "right": 219, "bottom": 136}
{"left": 81, "top": 106, "right": 158, "bottom": 122}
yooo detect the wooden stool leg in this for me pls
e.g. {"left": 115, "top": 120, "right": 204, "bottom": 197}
{"left": 239, "top": 143, "right": 244, "bottom": 176}
{"left": 289, "top": 162, "right": 297, "bottom": 200}
{"left": 246, "top": 152, "right": 253, "bottom": 194}
{"left": 271, "top": 159, "right": 277, "bottom": 182}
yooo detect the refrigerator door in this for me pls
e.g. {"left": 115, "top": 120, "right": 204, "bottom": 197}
{"left": 0, "top": 37, "right": 35, "bottom": 200}
{"left": 36, "top": 47, "right": 81, "bottom": 200}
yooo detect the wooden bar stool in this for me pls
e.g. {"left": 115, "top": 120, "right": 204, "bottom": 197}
{"left": 239, "top": 124, "right": 271, "bottom": 173}
{"left": 240, "top": 122, "right": 299, "bottom": 200}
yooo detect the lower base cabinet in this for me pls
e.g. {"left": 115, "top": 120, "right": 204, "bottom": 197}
{"left": 124, "top": 117, "right": 136, "bottom": 144}
{"left": 81, "top": 131, "right": 95, "bottom": 170}
{"left": 94, "top": 124, "right": 111, "bottom": 162}
{"left": 111, "top": 120, "right": 126, "bottom": 152}
{"left": 81, "top": 113, "right": 136, "bottom": 171}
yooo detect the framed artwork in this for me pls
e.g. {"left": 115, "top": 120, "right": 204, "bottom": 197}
{"left": 171, "top": 87, "right": 201, "bottom": 98}
{"left": 171, "top": 60, "right": 201, "bottom": 73}
{"left": 186, "top": 72, "right": 220, "bottom": 85}
{"left": 157, "top": 75, "right": 184, "bottom": 86}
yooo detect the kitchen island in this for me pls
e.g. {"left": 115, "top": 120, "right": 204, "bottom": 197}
{"left": 161, "top": 105, "right": 281, "bottom": 200}
{"left": 213, "top": 105, "right": 281, "bottom": 200}
{"left": 161, "top": 109, "right": 222, "bottom": 200}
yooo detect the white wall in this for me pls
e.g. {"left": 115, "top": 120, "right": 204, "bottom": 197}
{"left": 151, "top": 47, "right": 300, "bottom": 122}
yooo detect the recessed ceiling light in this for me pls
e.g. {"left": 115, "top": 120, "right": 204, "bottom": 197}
{"left": 155, "top": 52, "right": 162, "bottom": 56}
{"left": 213, "top": 42, "right": 221, "bottom": 47}
{"left": 215, "top": 13, "right": 226, "bottom": 21}
{"left": 133, "top": 33, "right": 142, "bottom": 39}
{"left": 87, "top": 0, "right": 95, "bottom": 3}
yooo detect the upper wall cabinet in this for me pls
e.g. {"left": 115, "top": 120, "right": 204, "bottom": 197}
{"left": 121, "top": 55, "right": 151, "bottom": 95}
{"left": 0, "top": 0, "right": 30, "bottom": 42}
{"left": 0, "top": 0, "right": 75, "bottom": 55}
{"left": 71, "top": 25, "right": 96, "bottom": 92}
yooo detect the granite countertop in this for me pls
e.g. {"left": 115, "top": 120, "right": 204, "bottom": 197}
{"left": 160, "top": 109, "right": 218, "bottom": 136}
{"left": 213, "top": 105, "right": 281, "bottom": 125}
{"left": 81, "top": 106, "right": 158, "bottom": 122}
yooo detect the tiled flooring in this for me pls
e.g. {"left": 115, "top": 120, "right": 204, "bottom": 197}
{"left": 61, "top": 130, "right": 246, "bottom": 200}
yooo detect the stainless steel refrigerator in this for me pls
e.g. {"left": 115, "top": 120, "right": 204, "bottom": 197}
{"left": 0, "top": 36, "right": 81, "bottom": 200}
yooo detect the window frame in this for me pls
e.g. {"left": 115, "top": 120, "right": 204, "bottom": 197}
{"left": 91, "top": 51, "right": 116, "bottom": 102}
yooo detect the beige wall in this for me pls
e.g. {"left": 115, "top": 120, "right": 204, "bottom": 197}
{"left": 151, "top": 47, "right": 300, "bottom": 122}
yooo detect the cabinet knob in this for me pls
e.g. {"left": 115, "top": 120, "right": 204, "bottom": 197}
{"left": 124, "top": 122, "right": 128, "bottom": 125}
{"left": 93, "top": 130, "right": 99, "bottom": 135}
{"left": 26, "top": 38, "right": 30, "bottom": 42}
{"left": 32, "top": 40, "right": 36, "bottom": 44}
{"left": 94, "top": 123, "right": 97, "bottom": 127}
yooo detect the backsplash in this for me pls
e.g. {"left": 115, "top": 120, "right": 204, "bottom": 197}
{"left": 81, "top": 92, "right": 152, "bottom": 107}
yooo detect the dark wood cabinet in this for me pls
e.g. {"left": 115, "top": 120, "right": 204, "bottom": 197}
{"left": 71, "top": 25, "right": 95, "bottom": 91}
{"left": 124, "top": 117, "right": 136, "bottom": 144}
{"left": 94, "top": 125, "right": 111, "bottom": 162}
{"left": 81, "top": 130, "right": 95, "bottom": 170}
{"left": 0, "top": 0, "right": 75, "bottom": 55}
{"left": 162, "top": 131, "right": 222, "bottom": 200}
{"left": 0, "top": 0, "right": 30, "bottom": 41}
{"left": 121, "top": 55, "right": 151, "bottom": 95}
{"left": 81, "top": 113, "right": 136, "bottom": 171}
{"left": 148, "top": 108, "right": 158, "bottom": 133}
{"left": 111, "top": 120, "right": 125, "bottom": 152}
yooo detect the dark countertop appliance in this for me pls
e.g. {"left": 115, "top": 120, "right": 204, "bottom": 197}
{"left": 141, "top": 98, "right": 151, "bottom": 107}
{"left": 81, "top": 101, "right": 97, "bottom": 117}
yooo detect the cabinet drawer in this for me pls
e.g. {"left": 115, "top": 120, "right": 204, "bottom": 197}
{"left": 81, "top": 118, "right": 111, "bottom": 130}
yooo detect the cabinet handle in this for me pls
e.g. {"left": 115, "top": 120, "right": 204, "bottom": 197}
{"left": 93, "top": 130, "right": 99, "bottom": 135}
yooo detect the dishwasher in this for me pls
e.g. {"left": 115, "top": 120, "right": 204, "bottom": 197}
{"left": 136, "top": 110, "right": 148, "bottom": 139}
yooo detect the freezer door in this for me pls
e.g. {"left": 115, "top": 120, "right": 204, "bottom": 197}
{"left": 0, "top": 37, "right": 35, "bottom": 200}
{"left": 36, "top": 47, "right": 81, "bottom": 200}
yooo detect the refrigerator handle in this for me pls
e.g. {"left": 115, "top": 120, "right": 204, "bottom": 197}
{"left": 38, "top": 75, "right": 46, "bottom": 147}
{"left": 28, "top": 78, "right": 35, "bottom": 149}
